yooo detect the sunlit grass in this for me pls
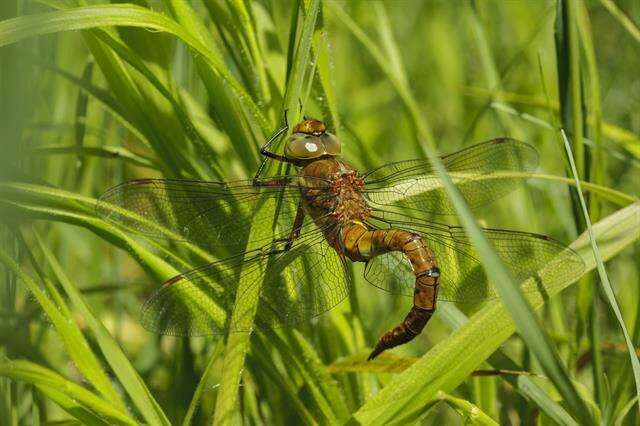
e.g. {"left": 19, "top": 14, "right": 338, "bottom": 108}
{"left": 1, "top": 0, "right": 639, "bottom": 424}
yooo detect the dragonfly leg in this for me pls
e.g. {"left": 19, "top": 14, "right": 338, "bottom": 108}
{"left": 265, "top": 200, "right": 305, "bottom": 251}
{"left": 253, "top": 125, "right": 291, "bottom": 186}
{"left": 284, "top": 200, "right": 305, "bottom": 250}
{"left": 341, "top": 223, "right": 440, "bottom": 360}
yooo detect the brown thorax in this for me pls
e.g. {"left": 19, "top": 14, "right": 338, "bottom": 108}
{"left": 329, "top": 171, "right": 369, "bottom": 223}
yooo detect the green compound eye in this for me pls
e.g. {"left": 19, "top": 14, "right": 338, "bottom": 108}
{"left": 285, "top": 134, "right": 318, "bottom": 159}
{"left": 321, "top": 133, "right": 341, "bottom": 155}
{"left": 284, "top": 133, "right": 341, "bottom": 160}
{"left": 284, "top": 133, "right": 339, "bottom": 160}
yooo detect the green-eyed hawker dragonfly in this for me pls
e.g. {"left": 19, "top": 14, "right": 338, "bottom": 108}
{"left": 97, "top": 119, "right": 584, "bottom": 359}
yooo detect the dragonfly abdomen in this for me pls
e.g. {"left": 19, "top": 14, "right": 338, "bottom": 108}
{"left": 339, "top": 224, "right": 440, "bottom": 360}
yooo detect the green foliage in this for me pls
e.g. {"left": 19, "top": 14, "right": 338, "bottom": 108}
{"left": 1, "top": 0, "right": 638, "bottom": 425}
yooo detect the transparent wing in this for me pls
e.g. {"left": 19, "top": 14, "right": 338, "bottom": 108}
{"left": 96, "top": 177, "right": 334, "bottom": 251}
{"left": 363, "top": 139, "right": 539, "bottom": 215}
{"left": 140, "top": 229, "right": 350, "bottom": 335}
{"left": 363, "top": 210, "right": 584, "bottom": 303}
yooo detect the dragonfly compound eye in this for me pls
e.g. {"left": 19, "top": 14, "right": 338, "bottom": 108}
{"left": 321, "top": 133, "right": 341, "bottom": 155}
{"left": 285, "top": 131, "right": 341, "bottom": 160}
{"left": 285, "top": 134, "right": 323, "bottom": 159}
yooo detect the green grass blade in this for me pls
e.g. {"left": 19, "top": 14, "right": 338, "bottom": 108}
{"left": 556, "top": 0, "right": 585, "bottom": 180}
{"left": 435, "top": 391, "right": 498, "bottom": 425}
{"left": 182, "top": 342, "right": 224, "bottom": 426}
{"left": 0, "top": 180, "right": 214, "bottom": 266}
{"left": 38, "top": 61, "right": 152, "bottom": 148}
{"left": 0, "top": 201, "right": 177, "bottom": 281}
{"left": 485, "top": 349, "right": 578, "bottom": 426}
{"left": 560, "top": 129, "right": 640, "bottom": 416}
{"left": 614, "top": 396, "right": 639, "bottom": 426}
{"left": 599, "top": 0, "right": 640, "bottom": 43}
{"left": 0, "top": 246, "right": 128, "bottom": 414}
{"left": 332, "top": 3, "right": 594, "bottom": 423}
{"left": 526, "top": 173, "right": 636, "bottom": 206}
{"left": 0, "top": 360, "right": 137, "bottom": 426}
{"left": 211, "top": 210, "right": 269, "bottom": 425}
{"left": 330, "top": 310, "right": 578, "bottom": 424}
{"left": 310, "top": 2, "right": 340, "bottom": 133}
{"left": 282, "top": 0, "right": 320, "bottom": 125}
{"left": 0, "top": 3, "right": 270, "bottom": 135}
{"left": 290, "top": 330, "right": 350, "bottom": 422}
{"left": 210, "top": 6, "right": 320, "bottom": 419}
{"left": 350, "top": 200, "right": 640, "bottom": 424}
{"left": 167, "top": 0, "right": 264, "bottom": 173}
{"left": 33, "top": 232, "right": 172, "bottom": 426}
{"left": 227, "top": 0, "right": 272, "bottom": 105}
{"left": 575, "top": 1, "right": 607, "bottom": 405}
{"left": 30, "top": 145, "right": 157, "bottom": 169}
{"left": 467, "top": 88, "right": 640, "bottom": 160}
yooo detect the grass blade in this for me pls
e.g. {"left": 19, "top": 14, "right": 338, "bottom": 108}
{"left": 351, "top": 201, "right": 639, "bottom": 424}
{"left": 435, "top": 391, "right": 498, "bottom": 425}
{"left": 30, "top": 145, "right": 157, "bottom": 170}
{"left": 0, "top": 3, "right": 270, "bottom": 135}
{"left": 0, "top": 245, "right": 128, "bottom": 414}
{"left": 332, "top": 3, "right": 594, "bottom": 423}
{"left": 282, "top": 0, "right": 320, "bottom": 125}
{"left": 33, "top": 232, "right": 172, "bottom": 426}
{"left": 211, "top": 4, "right": 319, "bottom": 422}
{"left": 599, "top": 0, "right": 640, "bottom": 43}
{"left": 560, "top": 129, "right": 640, "bottom": 415}
{"left": 182, "top": 342, "right": 223, "bottom": 426}
{"left": 0, "top": 360, "right": 136, "bottom": 426}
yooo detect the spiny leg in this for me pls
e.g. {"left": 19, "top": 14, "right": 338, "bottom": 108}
{"left": 268, "top": 199, "right": 305, "bottom": 251}
{"left": 253, "top": 120, "right": 290, "bottom": 186}
{"left": 284, "top": 199, "right": 305, "bottom": 250}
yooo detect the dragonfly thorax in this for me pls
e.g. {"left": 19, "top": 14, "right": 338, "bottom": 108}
{"left": 329, "top": 171, "right": 369, "bottom": 224}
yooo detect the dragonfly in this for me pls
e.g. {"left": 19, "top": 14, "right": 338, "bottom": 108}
{"left": 97, "top": 119, "right": 584, "bottom": 360}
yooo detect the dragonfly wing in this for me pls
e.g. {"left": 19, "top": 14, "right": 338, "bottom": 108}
{"left": 140, "top": 229, "right": 350, "bottom": 335}
{"left": 96, "top": 177, "right": 331, "bottom": 251}
{"left": 363, "top": 139, "right": 539, "bottom": 215}
{"left": 364, "top": 210, "right": 584, "bottom": 303}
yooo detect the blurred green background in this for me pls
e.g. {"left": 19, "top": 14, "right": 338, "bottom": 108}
{"left": 1, "top": 0, "right": 639, "bottom": 424}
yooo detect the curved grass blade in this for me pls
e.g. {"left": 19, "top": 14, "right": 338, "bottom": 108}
{"left": 182, "top": 341, "right": 224, "bottom": 426}
{"left": 282, "top": 0, "right": 320, "bottom": 126}
{"left": 599, "top": 0, "right": 640, "bottom": 43}
{"left": 330, "top": 307, "right": 577, "bottom": 425}
{"left": 0, "top": 181, "right": 214, "bottom": 266}
{"left": 0, "top": 3, "right": 270, "bottom": 135}
{"left": 351, "top": 201, "right": 639, "bottom": 424}
{"left": 211, "top": 2, "right": 320, "bottom": 423}
{"left": 0, "top": 247, "right": 128, "bottom": 414}
{"left": 34, "top": 231, "right": 172, "bottom": 426}
{"left": 290, "top": 330, "right": 350, "bottom": 422}
{"left": 435, "top": 391, "right": 498, "bottom": 426}
{"left": 467, "top": 86, "right": 640, "bottom": 161}
{"left": 0, "top": 199, "right": 178, "bottom": 281}
{"left": 0, "top": 360, "right": 137, "bottom": 426}
{"left": 30, "top": 145, "right": 157, "bottom": 170}
{"left": 165, "top": 0, "right": 264, "bottom": 173}
{"left": 331, "top": 3, "right": 594, "bottom": 424}
{"left": 561, "top": 129, "right": 640, "bottom": 416}
{"left": 38, "top": 61, "right": 152, "bottom": 148}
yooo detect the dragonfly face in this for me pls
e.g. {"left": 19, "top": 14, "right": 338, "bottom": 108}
{"left": 284, "top": 119, "right": 341, "bottom": 160}
{"left": 97, "top": 122, "right": 585, "bottom": 360}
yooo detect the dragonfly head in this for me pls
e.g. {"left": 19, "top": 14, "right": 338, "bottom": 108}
{"left": 285, "top": 119, "right": 341, "bottom": 160}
